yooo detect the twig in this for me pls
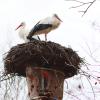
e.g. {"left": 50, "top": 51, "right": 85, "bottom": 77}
{"left": 0, "top": 74, "right": 15, "bottom": 82}
{"left": 80, "top": 69, "right": 100, "bottom": 82}
{"left": 82, "top": 0, "right": 96, "bottom": 16}
{"left": 70, "top": 2, "right": 92, "bottom": 9}
{"left": 84, "top": 75, "right": 95, "bottom": 100}
{"left": 80, "top": 40, "right": 100, "bottom": 63}
{"left": 77, "top": 69, "right": 96, "bottom": 100}
{"left": 64, "top": 91, "right": 81, "bottom": 100}
{"left": 66, "top": 0, "right": 97, "bottom": 16}
{"left": 65, "top": 80, "right": 69, "bottom": 89}
{"left": 66, "top": 0, "right": 85, "bottom": 4}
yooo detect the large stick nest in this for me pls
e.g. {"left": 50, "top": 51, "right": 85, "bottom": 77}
{"left": 4, "top": 40, "right": 83, "bottom": 78}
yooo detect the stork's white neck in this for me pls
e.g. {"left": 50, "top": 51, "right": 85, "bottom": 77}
{"left": 18, "top": 25, "right": 29, "bottom": 40}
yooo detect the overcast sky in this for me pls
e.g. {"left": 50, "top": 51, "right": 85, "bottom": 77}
{"left": 0, "top": 0, "right": 100, "bottom": 100}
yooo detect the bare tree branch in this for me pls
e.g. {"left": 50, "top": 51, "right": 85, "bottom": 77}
{"left": 69, "top": 2, "right": 92, "bottom": 9}
{"left": 66, "top": 0, "right": 97, "bottom": 16}
{"left": 82, "top": 0, "right": 96, "bottom": 16}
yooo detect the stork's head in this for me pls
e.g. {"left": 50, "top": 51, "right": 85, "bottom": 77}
{"left": 15, "top": 22, "right": 26, "bottom": 30}
{"left": 53, "top": 14, "right": 62, "bottom": 22}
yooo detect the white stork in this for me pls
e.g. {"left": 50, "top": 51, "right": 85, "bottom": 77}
{"left": 15, "top": 22, "right": 40, "bottom": 42}
{"left": 27, "top": 14, "right": 62, "bottom": 41}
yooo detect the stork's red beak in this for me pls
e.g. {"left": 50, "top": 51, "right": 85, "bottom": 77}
{"left": 15, "top": 24, "right": 22, "bottom": 30}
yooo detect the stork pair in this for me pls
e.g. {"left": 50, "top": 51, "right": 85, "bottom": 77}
{"left": 15, "top": 14, "right": 62, "bottom": 42}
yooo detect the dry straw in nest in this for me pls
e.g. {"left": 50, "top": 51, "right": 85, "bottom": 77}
{"left": 4, "top": 40, "right": 83, "bottom": 78}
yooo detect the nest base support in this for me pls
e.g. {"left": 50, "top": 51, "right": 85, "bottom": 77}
{"left": 26, "top": 67, "right": 65, "bottom": 100}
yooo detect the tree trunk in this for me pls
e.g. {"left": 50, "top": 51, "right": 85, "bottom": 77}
{"left": 26, "top": 66, "right": 65, "bottom": 100}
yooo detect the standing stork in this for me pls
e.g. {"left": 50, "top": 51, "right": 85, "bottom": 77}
{"left": 27, "top": 14, "right": 62, "bottom": 41}
{"left": 15, "top": 22, "right": 40, "bottom": 42}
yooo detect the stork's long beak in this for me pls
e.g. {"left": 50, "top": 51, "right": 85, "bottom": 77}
{"left": 56, "top": 16, "right": 63, "bottom": 22}
{"left": 59, "top": 18, "right": 63, "bottom": 22}
{"left": 15, "top": 24, "right": 22, "bottom": 30}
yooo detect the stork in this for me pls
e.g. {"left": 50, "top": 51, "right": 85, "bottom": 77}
{"left": 15, "top": 22, "right": 40, "bottom": 42}
{"left": 27, "top": 14, "right": 62, "bottom": 41}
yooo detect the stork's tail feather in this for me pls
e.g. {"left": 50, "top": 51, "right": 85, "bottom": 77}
{"left": 27, "top": 31, "right": 34, "bottom": 41}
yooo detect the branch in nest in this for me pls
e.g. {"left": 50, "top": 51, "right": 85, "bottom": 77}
{"left": 0, "top": 73, "right": 14, "bottom": 82}
{"left": 66, "top": 0, "right": 96, "bottom": 16}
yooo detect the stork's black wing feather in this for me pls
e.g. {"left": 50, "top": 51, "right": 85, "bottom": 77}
{"left": 27, "top": 23, "right": 52, "bottom": 40}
